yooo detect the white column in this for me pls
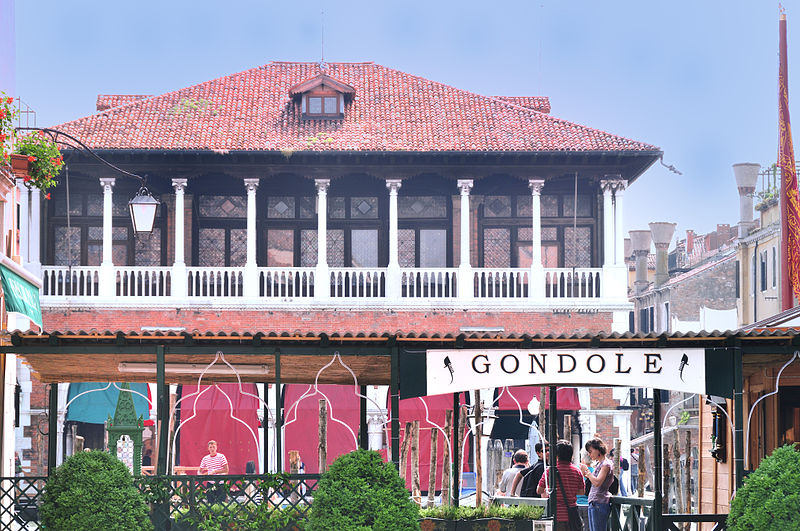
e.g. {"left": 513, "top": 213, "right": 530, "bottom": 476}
{"left": 2, "top": 354, "right": 15, "bottom": 479}
{"left": 528, "top": 179, "right": 545, "bottom": 300}
{"left": 315, "top": 179, "right": 330, "bottom": 301}
{"left": 243, "top": 178, "right": 260, "bottom": 297}
{"left": 386, "top": 179, "right": 402, "bottom": 300}
{"left": 614, "top": 180, "right": 626, "bottom": 266}
{"left": 171, "top": 179, "right": 188, "bottom": 299}
{"left": 600, "top": 179, "right": 614, "bottom": 267}
{"left": 99, "top": 178, "right": 116, "bottom": 297}
{"left": 457, "top": 179, "right": 474, "bottom": 301}
{"left": 28, "top": 188, "right": 41, "bottom": 277}
{"left": 17, "top": 184, "right": 29, "bottom": 264}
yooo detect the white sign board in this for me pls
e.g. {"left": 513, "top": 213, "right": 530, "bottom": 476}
{"left": 426, "top": 348, "right": 706, "bottom": 395}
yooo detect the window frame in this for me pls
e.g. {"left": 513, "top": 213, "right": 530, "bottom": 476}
{"left": 302, "top": 90, "right": 344, "bottom": 119}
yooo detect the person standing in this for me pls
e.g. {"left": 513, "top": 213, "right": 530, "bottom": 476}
{"left": 510, "top": 443, "right": 546, "bottom": 497}
{"left": 581, "top": 438, "right": 613, "bottom": 531}
{"left": 537, "top": 440, "right": 584, "bottom": 531}
{"left": 199, "top": 440, "right": 229, "bottom": 504}
{"left": 497, "top": 449, "right": 529, "bottom": 496}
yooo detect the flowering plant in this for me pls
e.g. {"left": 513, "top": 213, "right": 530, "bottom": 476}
{"left": 14, "top": 131, "right": 62, "bottom": 197}
{"left": 0, "top": 92, "right": 16, "bottom": 166}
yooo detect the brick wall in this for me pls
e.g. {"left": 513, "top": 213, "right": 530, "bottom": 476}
{"left": 42, "top": 308, "right": 613, "bottom": 336}
{"left": 669, "top": 258, "right": 736, "bottom": 322}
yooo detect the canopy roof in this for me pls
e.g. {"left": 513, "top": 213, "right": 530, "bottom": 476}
{"left": 7, "top": 329, "right": 799, "bottom": 385}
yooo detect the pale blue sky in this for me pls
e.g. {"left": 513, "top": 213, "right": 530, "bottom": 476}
{"left": 7, "top": 1, "right": 800, "bottom": 238}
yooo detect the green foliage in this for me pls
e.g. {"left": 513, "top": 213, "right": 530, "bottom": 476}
{"left": 169, "top": 97, "right": 218, "bottom": 116}
{"left": 0, "top": 92, "right": 16, "bottom": 166}
{"left": 174, "top": 503, "right": 306, "bottom": 531}
{"left": 14, "top": 131, "right": 62, "bottom": 196}
{"left": 728, "top": 444, "right": 800, "bottom": 531}
{"left": 40, "top": 450, "right": 153, "bottom": 531}
{"left": 419, "top": 504, "right": 544, "bottom": 521}
{"left": 308, "top": 449, "right": 420, "bottom": 531}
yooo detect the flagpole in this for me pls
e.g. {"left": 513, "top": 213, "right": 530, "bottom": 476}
{"left": 778, "top": 12, "right": 800, "bottom": 310}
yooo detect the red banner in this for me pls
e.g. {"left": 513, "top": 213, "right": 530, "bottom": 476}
{"left": 779, "top": 14, "right": 800, "bottom": 308}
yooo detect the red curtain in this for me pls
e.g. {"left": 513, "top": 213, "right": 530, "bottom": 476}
{"left": 178, "top": 384, "right": 261, "bottom": 474}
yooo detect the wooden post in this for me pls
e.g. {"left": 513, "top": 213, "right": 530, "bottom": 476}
{"left": 637, "top": 445, "right": 646, "bottom": 498}
{"left": 456, "top": 405, "right": 467, "bottom": 503}
{"left": 399, "top": 421, "right": 412, "bottom": 481}
{"left": 289, "top": 450, "right": 301, "bottom": 503}
{"left": 318, "top": 399, "right": 328, "bottom": 474}
{"left": 663, "top": 443, "right": 672, "bottom": 512}
{"left": 441, "top": 410, "right": 452, "bottom": 506}
{"left": 684, "top": 431, "right": 692, "bottom": 527}
{"left": 473, "top": 390, "right": 482, "bottom": 506}
{"left": 672, "top": 431, "right": 683, "bottom": 515}
{"left": 564, "top": 414, "right": 572, "bottom": 444}
{"left": 411, "top": 420, "right": 421, "bottom": 504}
{"left": 538, "top": 387, "right": 546, "bottom": 441}
{"left": 428, "top": 424, "right": 438, "bottom": 507}
{"left": 613, "top": 438, "right": 622, "bottom": 482}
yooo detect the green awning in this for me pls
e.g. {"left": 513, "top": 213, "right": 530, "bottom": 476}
{"left": 0, "top": 262, "right": 42, "bottom": 328}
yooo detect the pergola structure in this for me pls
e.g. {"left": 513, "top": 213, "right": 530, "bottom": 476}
{"left": 6, "top": 328, "right": 800, "bottom": 528}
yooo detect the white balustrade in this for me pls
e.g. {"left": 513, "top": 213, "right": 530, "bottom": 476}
{"left": 329, "top": 268, "right": 386, "bottom": 299}
{"left": 259, "top": 268, "right": 315, "bottom": 299}
{"left": 41, "top": 266, "right": 101, "bottom": 297}
{"left": 115, "top": 267, "right": 172, "bottom": 297}
{"left": 187, "top": 267, "right": 244, "bottom": 298}
{"left": 400, "top": 268, "right": 458, "bottom": 298}
{"left": 473, "top": 268, "right": 530, "bottom": 299}
{"left": 40, "top": 265, "right": 608, "bottom": 304}
{"left": 544, "top": 268, "right": 602, "bottom": 299}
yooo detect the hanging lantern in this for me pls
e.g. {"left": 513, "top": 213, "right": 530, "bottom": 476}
{"left": 128, "top": 187, "right": 160, "bottom": 233}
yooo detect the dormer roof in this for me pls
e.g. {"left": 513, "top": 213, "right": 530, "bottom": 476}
{"left": 288, "top": 72, "right": 356, "bottom": 99}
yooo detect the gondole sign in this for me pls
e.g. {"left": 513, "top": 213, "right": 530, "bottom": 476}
{"left": 397, "top": 348, "right": 732, "bottom": 399}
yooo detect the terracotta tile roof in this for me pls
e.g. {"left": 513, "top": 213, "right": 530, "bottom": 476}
{"left": 494, "top": 96, "right": 551, "bottom": 114}
{"left": 56, "top": 62, "right": 660, "bottom": 153}
{"left": 95, "top": 94, "right": 152, "bottom": 111}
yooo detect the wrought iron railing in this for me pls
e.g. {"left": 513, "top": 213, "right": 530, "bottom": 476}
{"left": 135, "top": 473, "right": 318, "bottom": 530}
{"left": 0, "top": 476, "right": 47, "bottom": 531}
{"left": 0, "top": 474, "right": 318, "bottom": 531}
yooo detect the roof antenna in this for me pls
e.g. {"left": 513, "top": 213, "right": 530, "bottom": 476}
{"left": 319, "top": 9, "right": 327, "bottom": 72}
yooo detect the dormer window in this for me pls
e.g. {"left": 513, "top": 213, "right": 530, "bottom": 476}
{"left": 304, "top": 92, "right": 342, "bottom": 117}
{"left": 289, "top": 72, "right": 355, "bottom": 120}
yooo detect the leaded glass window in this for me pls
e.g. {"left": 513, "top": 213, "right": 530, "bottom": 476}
{"left": 541, "top": 195, "right": 558, "bottom": 217}
{"left": 266, "top": 229, "right": 294, "bottom": 267}
{"left": 399, "top": 196, "right": 447, "bottom": 218}
{"left": 198, "top": 228, "right": 226, "bottom": 266}
{"left": 351, "top": 229, "right": 378, "bottom": 267}
{"left": 54, "top": 227, "right": 80, "bottom": 266}
{"left": 329, "top": 197, "right": 346, "bottom": 219}
{"left": 267, "top": 197, "right": 295, "bottom": 219}
{"left": 483, "top": 228, "right": 511, "bottom": 267}
{"left": 484, "top": 196, "right": 512, "bottom": 218}
{"left": 398, "top": 229, "right": 415, "bottom": 267}
{"left": 516, "top": 197, "right": 532, "bottom": 217}
{"left": 199, "top": 196, "right": 246, "bottom": 218}
{"left": 564, "top": 227, "right": 592, "bottom": 267}
{"left": 420, "top": 230, "right": 446, "bottom": 267}
{"left": 136, "top": 229, "right": 162, "bottom": 266}
{"left": 563, "top": 195, "right": 592, "bottom": 217}
{"left": 350, "top": 197, "right": 378, "bottom": 219}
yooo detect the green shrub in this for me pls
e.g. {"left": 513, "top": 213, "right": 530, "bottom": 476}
{"left": 419, "top": 504, "right": 544, "bottom": 521}
{"left": 728, "top": 444, "right": 800, "bottom": 531}
{"left": 40, "top": 450, "right": 153, "bottom": 531}
{"left": 308, "top": 449, "right": 420, "bottom": 531}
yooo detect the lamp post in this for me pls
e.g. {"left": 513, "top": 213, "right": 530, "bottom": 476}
{"left": 15, "top": 127, "right": 160, "bottom": 234}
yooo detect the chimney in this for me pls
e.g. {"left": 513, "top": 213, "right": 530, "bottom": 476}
{"left": 649, "top": 222, "right": 676, "bottom": 287}
{"left": 624, "top": 238, "right": 632, "bottom": 263}
{"left": 733, "top": 163, "right": 761, "bottom": 238}
{"left": 686, "top": 230, "right": 695, "bottom": 255}
{"left": 629, "top": 230, "right": 652, "bottom": 294}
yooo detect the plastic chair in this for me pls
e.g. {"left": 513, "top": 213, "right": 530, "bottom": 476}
{"left": 460, "top": 471, "right": 477, "bottom": 498}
